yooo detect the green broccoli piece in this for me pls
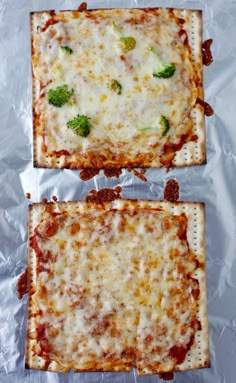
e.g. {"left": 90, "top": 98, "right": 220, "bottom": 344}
{"left": 47, "top": 85, "right": 74, "bottom": 107}
{"left": 159, "top": 115, "right": 170, "bottom": 136}
{"left": 60, "top": 45, "right": 73, "bottom": 54}
{"left": 148, "top": 45, "right": 176, "bottom": 79}
{"left": 111, "top": 22, "right": 122, "bottom": 34}
{"left": 108, "top": 79, "right": 122, "bottom": 95}
{"left": 66, "top": 114, "right": 91, "bottom": 137}
{"left": 119, "top": 37, "right": 136, "bottom": 53}
{"left": 136, "top": 115, "right": 170, "bottom": 136}
{"left": 111, "top": 23, "right": 136, "bottom": 53}
{"left": 153, "top": 63, "right": 176, "bottom": 79}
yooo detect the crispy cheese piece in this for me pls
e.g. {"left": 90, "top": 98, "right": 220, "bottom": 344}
{"left": 31, "top": 7, "right": 205, "bottom": 169}
{"left": 26, "top": 201, "right": 209, "bottom": 374}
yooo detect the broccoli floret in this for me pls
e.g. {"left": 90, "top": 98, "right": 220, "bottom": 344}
{"left": 66, "top": 114, "right": 90, "bottom": 137}
{"left": 47, "top": 85, "right": 74, "bottom": 107}
{"left": 108, "top": 79, "right": 122, "bottom": 95}
{"left": 153, "top": 64, "right": 176, "bottom": 79}
{"left": 60, "top": 45, "right": 73, "bottom": 54}
{"left": 148, "top": 45, "right": 176, "bottom": 79}
{"left": 111, "top": 23, "right": 136, "bottom": 53}
{"left": 111, "top": 22, "right": 122, "bottom": 34}
{"left": 119, "top": 37, "right": 136, "bottom": 53}
{"left": 136, "top": 115, "right": 170, "bottom": 136}
{"left": 159, "top": 115, "right": 170, "bottom": 136}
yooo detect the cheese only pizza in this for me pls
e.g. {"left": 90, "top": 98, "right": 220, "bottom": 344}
{"left": 26, "top": 200, "right": 209, "bottom": 374}
{"left": 31, "top": 5, "right": 205, "bottom": 169}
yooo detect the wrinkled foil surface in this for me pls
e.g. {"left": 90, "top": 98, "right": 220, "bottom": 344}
{"left": 0, "top": 0, "right": 236, "bottom": 382}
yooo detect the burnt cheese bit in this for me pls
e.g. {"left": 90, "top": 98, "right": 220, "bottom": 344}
{"left": 77, "top": 2, "right": 87, "bottom": 11}
{"left": 164, "top": 179, "right": 179, "bottom": 202}
{"left": 85, "top": 186, "right": 122, "bottom": 202}
{"left": 196, "top": 98, "right": 214, "bottom": 116}
{"left": 79, "top": 169, "right": 100, "bottom": 181}
{"left": 158, "top": 372, "right": 174, "bottom": 381}
{"left": 127, "top": 168, "right": 147, "bottom": 182}
{"left": 104, "top": 168, "right": 122, "bottom": 178}
{"left": 16, "top": 268, "right": 29, "bottom": 299}
{"left": 202, "top": 39, "right": 214, "bottom": 66}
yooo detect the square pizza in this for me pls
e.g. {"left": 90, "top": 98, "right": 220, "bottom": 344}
{"left": 26, "top": 200, "right": 209, "bottom": 374}
{"left": 31, "top": 5, "right": 205, "bottom": 169}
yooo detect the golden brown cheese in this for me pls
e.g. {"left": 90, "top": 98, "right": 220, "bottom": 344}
{"left": 26, "top": 201, "right": 209, "bottom": 374}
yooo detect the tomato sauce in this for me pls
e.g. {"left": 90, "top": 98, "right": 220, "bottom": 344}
{"left": 86, "top": 186, "right": 122, "bottom": 202}
{"left": 16, "top": 268, "right": 29, "bottom": 299}
{"left": 202, "top": 39, "right": 214, "bottom": 66}
{"left": 128, "top": 168, "right": 147, "bottom": 182}
{"left": 104, "top": 168, "right": 122, "bottom": 178}
{"left": 196, "top": 98, "right": 214, "bottom": 116}
{"left": 79, "top": 169, "right": 100, "bottom": 181}
{"left": 163, "top": 179, "right": 179, "bottom": 202}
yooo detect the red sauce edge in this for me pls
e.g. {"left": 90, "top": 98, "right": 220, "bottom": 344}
{"left": 41, "top": 18, "right": 60, "bottom": 33}
{"left": 202, "top": 39, "right": 214, "bottom": 66}
{"left": 78, "top": 2, "right": 87, "bottom": 11}
{"left": 36, "top": 323, "right": 51, "bottom": 356}
{"left": 169, "top": 331, "right": 196, "bottom": 365}
{"left": 86, "top": 186, "right": 122, "bottom": 203}
{"left": 127, "top": 168, "right": 147, "bottom": 182}
{"left": 104, "top": 168, "right": 122, "bottom": 179}
{"left": 164, "top": 179, "right": 179, "bottom": 202}
{"left": 54, "top": 149, "right": 70, "bottom": 157}
{"left": 196, "top": 98, "right": 214, "bottom": 116}
{"left": 16, "top": 267, "right": 29, "bottom": 299}
{"left": 158, "top": 372, "right": 174, "bottom": 381}
{"left": 178, "top": 29, "right": 189, "bottom": 46}
{"left": 79, "top": 169, "right": 100, "bottom": 181}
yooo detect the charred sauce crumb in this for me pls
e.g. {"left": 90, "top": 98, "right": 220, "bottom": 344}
{"left": 158, "top": 372, "right": 174, "bottom": 381}
{"left": 17, "top": 268, "right": 29, "bottom": 299}
{"left": 42, "top": 197, "right": 48, "bottom": 203}
{"left": 86, "top": 186, "right": 122, "bottom": 202}
{"left": 52, "top": 195, "right": 58, "bottom": 202}
{"left": 196, "top": 98, "right": 214, "bottom": 116}
{"left": 202, "top": 39, "right": 214, "bottom": 66}
{"left": 128, "top": 168, "right": 147, "bottom": 182}
{"left": 164, "top": 179, "right": 179, "bottom": 202}
{"left": 26, "top": 192, "right": 31, "bottom": 199}
{"left": 79, "top": 169, "right": 100, "bottom": 181}
{"left": 104, "top": 168, "right": 122, "bottom": 178}
{"left": 78, "top": 2, "right": 87, "bottom": 11}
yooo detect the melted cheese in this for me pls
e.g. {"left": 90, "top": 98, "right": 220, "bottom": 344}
{"left": 31, "top": 8, "right": 199, "bottom": 168}
{"left": 29, "top": 204, "right": 200, "bottom": 373}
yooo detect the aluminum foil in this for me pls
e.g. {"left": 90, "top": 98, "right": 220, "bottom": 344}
{"left": 0, "top": 0, "right": 235, "bottom": 382}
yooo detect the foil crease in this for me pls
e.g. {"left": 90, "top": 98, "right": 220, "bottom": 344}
{"left": 0, "top": 0, "right": 236, "bottom": 382}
